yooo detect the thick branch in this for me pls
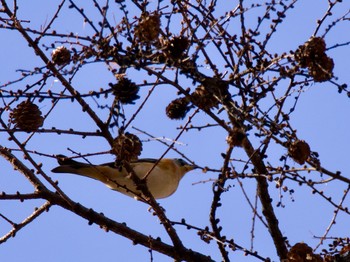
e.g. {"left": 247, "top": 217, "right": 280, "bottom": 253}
{"left": 242, "top": 138, "right": 288, "bottom": 259}
{"left": 209, "top": 145, "right": 234, "bottom": 261}
{"left": 41, "top": 190, "right": 214, "bottom": 262}
{"left": 122, "top": 163, "right": 185, "bottom": 251}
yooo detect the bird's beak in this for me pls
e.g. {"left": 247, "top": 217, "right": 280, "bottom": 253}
{"left": 190, "top": 164, "right": 200, "bottom": 170}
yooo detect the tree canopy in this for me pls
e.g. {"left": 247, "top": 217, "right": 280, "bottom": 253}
{"left": 1, "top": 1, "right": 350, "bottom": 261}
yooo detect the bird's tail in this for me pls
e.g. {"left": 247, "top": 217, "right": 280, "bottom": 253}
{"left": 51, "top": 155, "right": 93, "bottom": 176}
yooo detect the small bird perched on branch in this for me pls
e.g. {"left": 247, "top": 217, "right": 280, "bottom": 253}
{"left": 51, "top": 155, "right": 199, "bottom": 199}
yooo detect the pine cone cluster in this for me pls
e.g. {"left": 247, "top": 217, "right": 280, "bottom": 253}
{"left": 10, "top": 101, "right": 44, "bottom": 132}
{"left": 287, "top": 243, "right": 323, "bottom": 262}
{"left": 295, "top": 37, "right": 334, "bottom": 82}
{"left": 165, "top": 86, "right": 220, "bottom": 120}
{"left": 166, "top": 97, "right": 191, "bottom": 120}
{"left": 288, "top": 140, "right": 311, "bottom": 165}
{"left": 110, "top": 78, "right": 140, "bottom": 104}
{"left": 165, "top": 78, "right": 230, "bottom": 120}
{"left": 51, "top": 46, "right": 71, "bottom": 65}
{"left": 112, "top": 133, "right": 143, "bottom": 163}
{"left": 134, "top": 13, "right": 161, "bottom": 44}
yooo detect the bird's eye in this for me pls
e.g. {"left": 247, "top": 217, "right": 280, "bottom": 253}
{"left": 176, "top": 159, "right": 188, "bottom": 166}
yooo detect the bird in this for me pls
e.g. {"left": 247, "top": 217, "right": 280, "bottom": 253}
{"left": 51, "top": 155, "right": 199, "bottom": 199}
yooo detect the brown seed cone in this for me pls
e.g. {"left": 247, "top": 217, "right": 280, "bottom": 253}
{"left": 191, "top": 85, "right": 219, "bottom": 110}
{"left": 226, "top": 127, "right": 246, "bottom": 147}
{"left": 288, "top": 140, "right": 311, "bottom": 165}
{"left": 166, "top": 97, "right": 191, "bottom": 120}
{"left": 295, "top": 37, "right": 326, "bottom": 68}
{"left": 134, "top": 13, "right": 161, "bottom": 44}
{"left": 295, "top": 37, "right": 334, "bottom": 82}
{"left": 286, "top": 243, "right": 323, "bottom": 262}
{"left": 112, "top": 133, "right": 143, "bottom": 163}
{"left": 163, "top": 36, "right": 189, "bottom": 60}
{"left": 110, "top": 78, "right": 140, "bottom": 104}
{"left": 308, "top": 55, "right": 334, "bottom": 82}
{"left": 10, "top": 101, "right": 44, "bottom": 132}
{"left": 51, "top": 46, "right": 71, "bottom": 66}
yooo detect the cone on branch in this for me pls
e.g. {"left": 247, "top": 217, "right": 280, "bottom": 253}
{"left": 226, "top": 127, "right": 246, "bottom": 148}
{"left": 191, "top": 85, "right": 220, "bottom": 110}
{"left": 295, "top": 37, "right": 326, "bottom": 68}
{"left": 110, "top": 78, "right": 140, "bottom": 104}
{"left": 190, "top": 78, "right": 230, "bottom": 110}
{"left": 288, "top": 140, "right": 311, "bottom": 165}
{"left": 10, "top": 101, "right": 44, "bottom": 132}
{"left": 166, "top": 97, "right": 191, "bottom": 120}
{"left": 163, "top": 36, "right": 189, "bottom": 60}
{"left": 286, "top": 243, "right": 322, "bottom": 262}
{"left": 112, "top": 132, "right": 143, "bottom": 163}
{"left": 295, "top": 37, "right": 334, "bottom": 82}
{"left": 309, "top": 55, "right": 334, "bottom": 82}
{"left": 134, "top": 12, "right": 161, "bottom": 44}
{"left": 51, "top": 46, "right": 71, "bottom": 66}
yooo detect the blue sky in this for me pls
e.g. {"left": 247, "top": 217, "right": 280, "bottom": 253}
{"left": 1, "top": 1, "right": 350, "bottom": 261}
